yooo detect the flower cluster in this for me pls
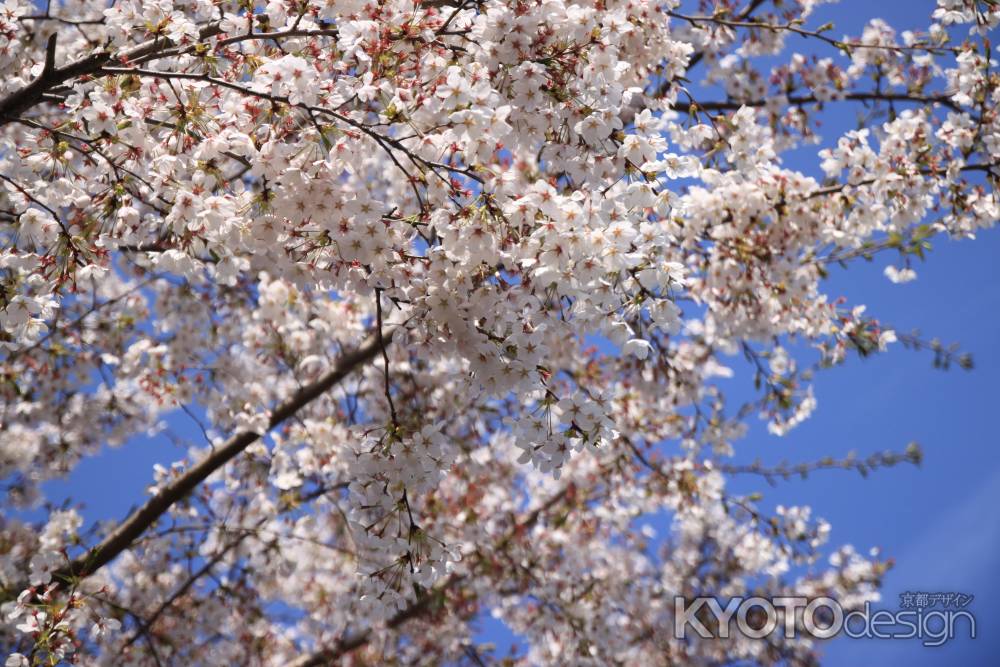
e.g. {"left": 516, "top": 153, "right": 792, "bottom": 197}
{"left": 0, "top": 0, "right": 996, "bottom": 664}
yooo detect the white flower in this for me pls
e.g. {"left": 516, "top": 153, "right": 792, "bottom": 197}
{"left": 884, "top": 265, "right": 917, "bottom": 283}
{"left": 647, "top": 154, "right": 701, "bottom": 179}
{"left": 15, "top": 612, "right": 44, "bottom": 635}
{"left": 435, "top": 67, "right": 471, "bottom": 109}
{"left": 29, "top": 551, "right": 62, "bottom": 586}
{"left": 82, "top": 101, "right": 117, "bottom": 135}
{"left": 878, "top": 329, "right": 898, "bottom": 351}
{"left": 574, "top": 111, "right": 621, "bottom": 144}
{"left": 356, "top": 72, "right": 379, "bottom": 103}
{"left": 91, "top": 617, "right": 122, "bottom": 639}
{"left": 623, "top": 338, "right": 654, "bottom": 360}
{"left": 769, "top": 347, "right": 792, "bottom": 376}
{"left": 17, "top": 208, "right": 57, "bottom": 248}
{"left": 77, "top": 263, "right": 109, "bottom": 282}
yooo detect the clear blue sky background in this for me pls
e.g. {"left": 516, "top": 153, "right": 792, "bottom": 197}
{"left": 27, "top": 0, "right": 999, "bottom": 664}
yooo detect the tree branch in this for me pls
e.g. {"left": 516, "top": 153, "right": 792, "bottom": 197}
{"left": 287, "top": 474, "right": 582, "bottom": 666}
{"left": 4, "top": 326, "right": 395, "bottom": 600}
{"left": 0, "top": 22, "right": 224, "bottom": 124}
{"left": 686, "top": 91, "right": 963, "bottom": 114}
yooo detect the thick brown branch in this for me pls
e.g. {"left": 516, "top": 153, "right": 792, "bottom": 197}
{"left": 0, "top": 20, "right": 349, "bottom": 124}
{"left": 0, "top": 23, "right": 224, "bottom": 124}
{"left": 5, "top": 327, "right": 394, "bottom": 600}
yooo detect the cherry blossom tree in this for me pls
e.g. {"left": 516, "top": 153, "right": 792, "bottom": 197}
{"left": 0, "top": 0, "right": 995, "bottom": 664}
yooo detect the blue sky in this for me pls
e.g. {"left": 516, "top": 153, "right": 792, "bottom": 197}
{"left": 24, "top": 0, "right": 1000, "bottom": 663}
{"left": 729, "top": 1, "right": 1000, "bottom": 662}
{"left": 730, "top": 225, "right": 1000, "bottom": 664}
